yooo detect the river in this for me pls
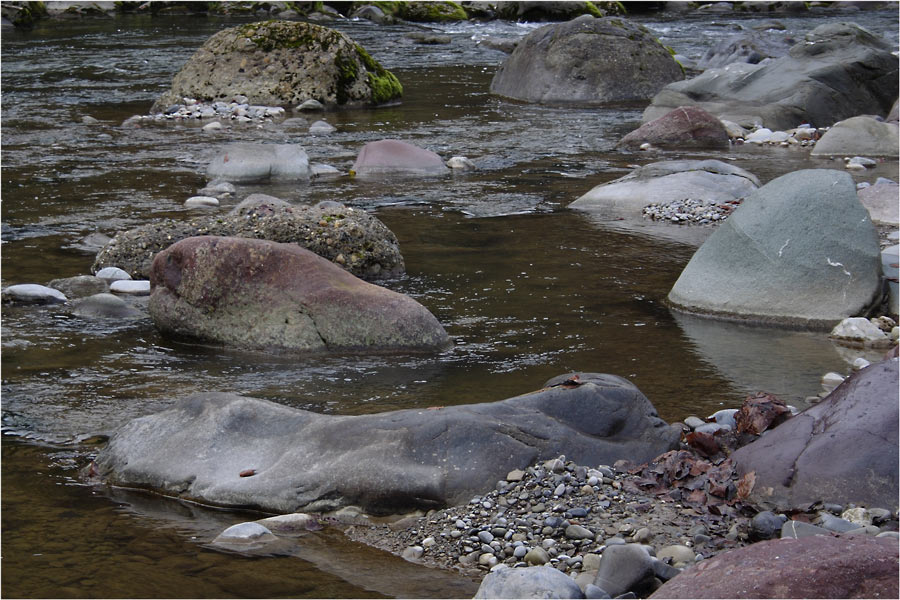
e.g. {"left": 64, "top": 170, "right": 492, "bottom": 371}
{"left": 2, "top": 6, "right": 898, "bottom": 598}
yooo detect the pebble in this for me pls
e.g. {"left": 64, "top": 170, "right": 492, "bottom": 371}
{"left": 656, "top": 545, "right": 695, "bottom": 566}
{"left": 109, "top": 280, "right": 151, "bottom": 296}
{"left": 447, "top": 156, "right": 477, "bottom": 170}
{"left": 402, "top": 545, "right": 424, "bottom": 561}
{"left": 131, "top": 96, "right": 286, "bottom": 123}
{"left": 750, "top": 511, "right": 786, "bottom": 540}
{"left": 820, "top": 371, "right": 845, "bottom": 392}
{"left": 683, "top": 416, "right": 705, "bottom": 430}
{"left": 213, "top": 522, "right": 276, "bottom": 544}
{"left": 1, "top": 283, "right": 67, "bottom": 305}
{"left": 524, "top": 546, "right": 550, "bottom": 565}
{"left": 202, "top": 121, "right": 223, "bottom": 131}
{"left": 95, "top": 267, "right": 132, "bottom": 281}
{"left": 184, "top": 196, "right": 220, "bottom": 208}
{"left": 708, "top": 408, "right": 738, "bottom": 429}
{"left": 295, "top": 99, "right": 324, "bottom": 111}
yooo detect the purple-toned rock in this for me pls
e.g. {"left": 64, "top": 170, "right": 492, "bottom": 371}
{"left": 148, "top": 236, "right": 448, "bottom": 353}
{"left": 731, "top": 359, "right": 899, "bottom": 512}
{"left": 618, "top": 106, "right": 729, "bottom": 150}
{"left": 351, "top": 139, "right": 448, "bottom": 177}
{"left": 650, "top": 535, "right": 899, "bottom": 599}
{"left": 859, "top": 182, "right": 900, "bottom": 225}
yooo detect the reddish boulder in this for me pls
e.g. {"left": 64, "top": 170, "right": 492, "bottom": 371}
{"left": 351, "top": 139, "right": 448, "bottom": 177}
{"left": 618, "top": 106, "right": 729, "bottom": 150}
{"left": 148, "top": 236, "right": 449, "bottom": 353}
{"left": 651, "top": 535, "right": 899, "bottom": 599}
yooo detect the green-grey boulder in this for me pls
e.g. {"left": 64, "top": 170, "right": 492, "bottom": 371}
{"left": 810, "top": 116, "right": 900, "bottom": 157}
{"left": 149, "top": 20, "right": 402, "bottom": 112}
{"left": 148, "top": 236, "right": 447, "bottom": 353}
{"left": 667, "top": 169, "right": 882, "bottom": 328}
{"left": 490, "top": 15, "right": 683, "bottom": 105}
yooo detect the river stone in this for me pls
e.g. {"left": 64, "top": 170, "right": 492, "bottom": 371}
{"left": 732, "top": 359, "right": 899, "bottom": 512}
{"left": 206, "top": 144, "right": 311, "bottom": 183}
{"left": 1, "top": 283, "right": 67, "bottom": 305}
{"left": 830, "top": 317, "right": 890, "bottom": 347}
{"left": 212, "top": 522, "right": 277, "bottom": 545}
{"left": 593, "top": 543, "right": 657, "bottom": 598}
{"left": 95, "top": 267, "right": 131, "bottom": 281}
{"left": 649, "top": 536, "right": 899, "bottom": 599}
{"left": 92, "top": 197, "right": 404, "bottom": 281}
{"left": 110, "top": 280, "right": 151, "bottom": 296}
{"left": 351, "top": 139, "right": 449, "bottom": 177}
{"left": 474, "top": 565, "right": 585, "bottom": 599}
{"left": 308, "top": 120, "right": 335, "bottom": 135}
{"left": 148, "top": 236, "right": 447, "bottom": 353}
{"left": 48, "top": 275, "right": 108, "bottom": 299}
{"left": 71, "top": 293, "right": 144, "bottom": 320}
{"left": 149, "top": 20, "right": 401, "bottom": 112}
{"left": 749, "top": 511, "right": 787, "bottom": 541}
{"left": 95, "top": 372, "right": 680, "bottom": 515}
{"left": 184, "top": 195, "right": 219, "bottom": 208}
{"left": 490, "top": 15, "right": 683, "bottom": 105}
{"left": 618, "top": 106, "right": 730, "bottom": 150}
{"left": 811, "top": 116, "right": 900, "bottom": 157}
{"left": 569, "top": 160, "right": 758, "bottom": 216}
{"left": 642, "top": 22, "right": 898, "bottom": 130}
{"left": 667, "top": 169, "right": 881, "bottom": 327}
{"left": 858, "top": 183, "right": 900, "bottom": 226}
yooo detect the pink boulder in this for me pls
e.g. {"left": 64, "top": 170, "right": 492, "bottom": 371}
{"left": 618, "top": 106, "right": 729, "bottom": 149}
{"left": 351, "top": 139, "right": 449, "bottom": 177}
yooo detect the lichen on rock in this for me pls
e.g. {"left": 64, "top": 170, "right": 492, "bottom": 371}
{"left": 150, "top": 20, "right": 402, "bottom": 112}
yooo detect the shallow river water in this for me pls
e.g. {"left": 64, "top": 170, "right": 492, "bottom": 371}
{"left": 2, "top": 7, "right": 898, "bottom": 598}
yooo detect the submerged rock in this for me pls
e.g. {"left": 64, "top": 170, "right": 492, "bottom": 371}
{"left": 1, "top": 283, "right": 66, "bottom": 305}
{"left": 94, "top": 373, "right": 681, "bottom": 515}
{"left": 206, "top": 143, "right": 311, "bottom": 183}
{"left": 48, "top": 275, "right": 108, "bottom": 299}
{"left": 490, "top": 15, "right": 683, "bottom": 105}
{"left": 351, "top": 139, "right": 449, "bottom": 177}
{"left": 148, "top": 236, "right": 447, "bottom": 353}
{"left": 667, "top": 169, "right": 881, "bottom": 327}
{"left": 149, "top": 20, "right": 402, "bottom": 112}
{"left": 71, "top": 293, "right": 145, "bottom": 320}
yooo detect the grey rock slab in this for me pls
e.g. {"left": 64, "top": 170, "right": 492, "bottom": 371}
{"left": 858, "top": 183, "right": 900, "bottom": 226}
{"left": 668, "top": 169, "right": 881, "bottom": 327}
{"left": 1, "top": 284, "right": 67, "bottom": 305}
{"left": 96, "top": 372, "right": 680, "bottom": 515}
{"left": 95, "top": 267, "right": 131, "bottom": 281}
{"left": 474, "top": 565, "right": 586, "bottom": 599}
{"left": 110, "top": 280, "right": 151, "bottom": 296}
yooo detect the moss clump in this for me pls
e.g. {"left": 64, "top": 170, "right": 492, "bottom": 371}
{"left": 334, "top": 49, "right": 359, "bottom": 105}
{"left": 355, "top": 43, "right": 403, "bottom": 105}
{"left": 398, "top": 1, "right": 467, "bottom": 22}
{"left": 4, "top": 1, "right": 48, "bottom": 27}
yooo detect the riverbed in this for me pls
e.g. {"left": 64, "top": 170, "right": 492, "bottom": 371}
{"left": 2, "top": 6, "right": 898, "bottom": 598}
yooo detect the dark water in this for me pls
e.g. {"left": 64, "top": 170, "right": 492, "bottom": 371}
{"left": 2, "top": 8, "right": 898, "bottom": 598}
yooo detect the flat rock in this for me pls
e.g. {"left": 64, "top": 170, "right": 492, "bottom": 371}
{"left": 668, "top": 169, "right": 882, "bottom": 327}
{"left": 110, "top": 280, "right": 151, "bottom": 296}
{"left": 352, "top": 139, "right": 449, "bottom": 177}
{"left": 95, "top": 372, "right": 681, "bottom": 515}
{"left": 811, "top": 116, "right": 899, "bottom": 157}
{"left": 732, "top": 359, "right": 899, "bottom": 512}
{"left": 48, "top": 275, "right": 108, "bottom": 299}
{"left": 650, "top": 536, "right": 899, "bottom": 599}
{"left": 1, "top": 284, "right": 67, "bottom": 305}
{"left": 490, "top": 15, "right": 683, "bottom": 105}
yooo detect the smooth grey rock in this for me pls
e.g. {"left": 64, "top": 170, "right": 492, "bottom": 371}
{"left": 811, "top": 116, "right": 899, "bottom": 157}
{"left": 96, "top": 372, "right": 681, "bottom": 515}
{"left": 184, "top": 196, "right": 219, "bottom": 208}
{"left": 206, "top": 143, "right": 310, "bottom": 183}
{"left": 750, "top": 511, "right": 787, "bottom": 540}
{"left": 48, "top": 275, "right": 108, "bottom": 299}
{"left": 308, "top": 120, "right": 335, "bottom": 134}
{"left": 818, "top": 512, "right": 859, "bottom": 533}
{"left": 109, "top": 280, "right": 151, "bottom": 296}
{"left": 150, "top": 21, "right": 401, "bottom": 111}
{"left": 643, "top": 23, "right": 898, "bottom": 130}
{"left": 1, "top": 284, "right": 67, "bottom": 305}
{"left": 474, "top": 565, "right": 585, "bottom": 599}
{"left": 683, "top": 416, "right": 705, "bottom": 430}
{"left": 584, "top": 584, "right": 611, "bottom": 599}
{"left": 71, "top": 293, "right": 144, "bottom": 319}
{"left": 212, "top": 522, "right": 277, "bottom": 545}
{"left": 524, "top": 546, "right": 551, "bottom": 566}
{"left": 569, "top": 160, "right": 758, "bottom": 216}
{"left": 296, "top": 98, "right": 324, "bottom": 111}
{"left": 668, "top": 169, "right": 881, "bottom": 328}
{"left": 490, "top": 15, "right": 682, "bottom": 105}
{"left": 594, "top": 544, "right": 656, "bottom": 597}
{"left": 733, "top": 359, "right": 899, "bottom": 512}
{"left": 352, "top": 139, "right": 449, "bottom": 177}
{"left": 95, "top": 267, "right": 131, "bottom": 281}
{"left": 566, "top": 524, "right": 594, "bottom": 540}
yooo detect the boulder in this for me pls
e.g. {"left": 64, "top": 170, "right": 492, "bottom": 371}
{"left": 351, "top": 139, "right": 449, "bottom": 177}
{"left": 71, "top": 293, "right": 145, "bottom": 320}
{"left": 148, "top": 236, "right": 447, "bottom": 353}
{"left": 397, "top": 1, "right": 467, "bottom": 22}
{"left": 149, "top": 21, "right": 402, "bottom": 112}
{"left": 474, "top": 565, "right": 585, "bottom": 599}
{"left": 95, "top": 372, "right": 681, "bottom": 514}
{"left": 593, "top": 544, "right": 658, "bottom": 597}
{"left": 92, "top": 197, "right": 404, "bottom": 281}
{"left": 569, "top": 160, "right": 758, "bottom": 215}
{"left": 206, "top": 144, "right": 310, "bottom": 183}
{"left": 650, "top": 535, "right": 899, "bottom": 599}
{"left": 731, "top": 359, "right": 899, "bottom": 512}
{"left": 490, "top": 15, "right": 683, "bottom": 105}
{"left": 48, "top": 275, "right": 108, "bottom": 299}
{"left": 617, "top": 106, "right": 730, "bottom": 150}
{"left": 810, "top": 116, "right": 900, "bottom": 157}
{"left": 858, "top": 183, "right": 900, "bottom": 226}
{"left": 667, "top": 169, "right": 882, "bottom": 328}
{"left": 643, "top": 22, "right": 898, "bottom": 130}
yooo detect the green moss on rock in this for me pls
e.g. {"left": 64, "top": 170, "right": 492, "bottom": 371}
{"left": 355, "top": 43, "right": 403, "bottom": 104}
{"left": 398, "top": 1, "right": 467, "bottom": 22}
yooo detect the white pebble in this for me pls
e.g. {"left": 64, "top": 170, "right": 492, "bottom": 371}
{"left": 184, "top": 196, "right": 220, "bottom": 208}
{"left": 110, "top": 280, "right": 151, "bottom": 296}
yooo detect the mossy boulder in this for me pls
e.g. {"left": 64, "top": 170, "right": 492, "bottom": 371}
{"left": 149, "top": 20, "right": 402, "bottom": 112}
{"left": 492, "top": 1, "right": 622, "bottom": 21}
{"left": 1, "top": 1, "right": 49, "bottom": 27}
{"left": 398, "top": 1, "right": 467, "bottom": 22}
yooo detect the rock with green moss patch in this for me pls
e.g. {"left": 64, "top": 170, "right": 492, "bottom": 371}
{"left": 492, "top": 1, "right": 621, "bottom": 21}
{"left": 490, "top": 15, "right": 682, "bottom": 105}
{"left": 149, "top": 20, "right": 402, "bottom": 112}
{"left": 398, "top": 1, "right": 467, "bottom": 22}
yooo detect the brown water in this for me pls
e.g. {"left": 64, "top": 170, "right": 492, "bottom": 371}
{"left": 2, "top": 8, "right": 898, "bottom": 598}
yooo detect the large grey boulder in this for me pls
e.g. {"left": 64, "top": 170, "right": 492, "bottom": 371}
{"left": 94, "top": 373, "right": 681, "bottom": 515}
{"left": 206, "top": 144, "right": 311, "bottom": 183}
{"left": 643, "top": 22, "right": 898, "bottom": 130}
{"left": 650, "top": 535, "right": 899, "bottom": 599}
{"left": 93, "top": 197, "right": 404, "bottom": 281}
{"left": 148, "top": 236, "right": 446, "bottom": 353}
{"left": 730, "top": 359, "right": 899, "bottom": 512}
{"left": 667, "top": 169, "right": 882, "bottom": 328}
{"left": 474, "top": 565, "right": 585, "bottom": 599}
{"left": 569, "top": 160, "right": 758, "bottom": 216}
{"left": 810, "top": 116, "right": 900, "bottom": 157}
{"left": 149, "top": 20, "right": 402, "bottom": 112}
{"left": 490, "top": 15, "right": 683, "bottom": 105}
